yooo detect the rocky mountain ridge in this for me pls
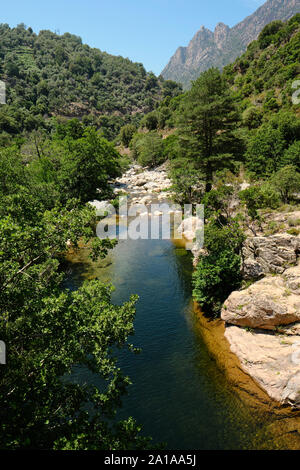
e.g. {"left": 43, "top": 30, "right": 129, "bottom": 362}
{"left": 162, "top": 0, "right": 300, "bottom": 88}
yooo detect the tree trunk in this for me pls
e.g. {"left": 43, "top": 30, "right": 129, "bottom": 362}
{"left": 205, "top": 164, "right": 213, "bottom": 192}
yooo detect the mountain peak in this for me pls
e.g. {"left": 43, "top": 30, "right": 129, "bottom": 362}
{"left": 214, "top": 22, "right": 230, "bottom": 47}
{"left": 161, "top": 0, "right": 300, "bottom": 88}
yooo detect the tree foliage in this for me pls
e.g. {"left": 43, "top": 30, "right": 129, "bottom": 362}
{"left": 177, "top": 68, "right": 242, "bottom": 191}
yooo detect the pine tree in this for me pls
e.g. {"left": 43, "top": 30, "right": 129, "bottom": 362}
{"left": 177, "top": 68, "right": 242, "bottom": 192}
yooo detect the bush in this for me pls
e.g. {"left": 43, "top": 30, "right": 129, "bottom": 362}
{"left": 193, "top": 249, "right": 242, "bottom": 316}
{"left": 270, "top": 165, "right": 300, "bottom": 203}
{"left": 131, "top": 131, "right": 164, "bottom": 167}
{"left": 120, "top": 124, "right": 136, "bottom": 147}
{"left": 239, "top": 183, "right": 281, "bottom": 220}
{"left": 258, "top": 20, "right": 284, "bottom": 49}
{"left": 242, "top": 106, "right": 263, "bottom": 129}
{"left": 193, "top": 220, "right": 244, "bottom": 315}
{"left": 140, "top": 112, "right": 158, "bottom": 131}
{"left": 282, "top": 141, "right": 300, "bottom": 169}
{"left": 246, "top": 126, "right": 285, "bottom": 177}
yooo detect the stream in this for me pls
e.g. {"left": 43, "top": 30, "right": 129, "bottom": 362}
{"left": 64, "top": 168, "right": 300, "bottom": 450}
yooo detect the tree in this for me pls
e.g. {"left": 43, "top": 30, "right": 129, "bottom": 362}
{"left": 270, "top": 165, "right": 300, "bottom": 203}
{"left": 131, "top": 132, "right": 164, "bottom": 168}
{"left": 242, "top": 106, "right": 263, "bottom": 129}
{"left": 52, "top": 128, "right": 121, "bottom": 203}
{"left": 141, "top": 111, "right": 158, "bottom": 131}
{"left": 239, "top": 184, "right": 280, "bottom": 235}
{"left": 0, "top": 146, "right": 151, "bottom": 450}
{"left": 169, "top": 160, "right": 203, "bottom": 204}
{"left": 193, "top": 249, "right": 242, "bottom": 315}
{"left": 193, "top": 220, "right": 244, "bottom": 315}
{"left": 245, "top": 126, "right": 285, "bottom": 177}
{"left": 283, "top": 141, "right": 300, "bottom": 169}
{"left": 120, "top": 124, "right": 136, "bottom": 147}
{"left": 0, "top": 200, "right": 150, "bottom": 449}
{"left": 177, "top": 68, "right": 242, "bottom": 192}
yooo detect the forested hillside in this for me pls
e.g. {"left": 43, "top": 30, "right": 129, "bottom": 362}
{"left": 223, "top": 14, "right": 300, "bottom": 115}
{"left": 0, "top": 23, "right": 182, "bottom": 140}
{"left": 133, "top": 14, "right": 300, "bottom": 171}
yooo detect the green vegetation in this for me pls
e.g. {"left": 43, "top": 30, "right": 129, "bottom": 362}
{"left": 0, "top": 119, "right": 152, "bottom": 450}
{"left": 193, "top": 216, "right": 245, "bottom": 316}
{"left": 0, "top": 23, "right": 181, "bottom": 142}
{"left": 1, "top": 14, "right": 300, "bottom": 448}
{"left": 134, "top": 15, "right": 300, "bottom": 316}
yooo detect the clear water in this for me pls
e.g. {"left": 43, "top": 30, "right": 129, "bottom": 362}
{"left": 66, "top": 230, "right": 300, "bottom": 450}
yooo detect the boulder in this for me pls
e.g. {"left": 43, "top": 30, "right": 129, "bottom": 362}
{"left": 242, "top": 234, "right": 300, "bottom": 280}
{"left": 89, "top": 200, "right": 113, "bottom": 216}
{"left": 222, "top": 265, "right": 300, "bottom": 330}
{"left": 225, "top": 325, "right": 300, "bottom": 408}
{"left": 177, "top": 216, "right": 202, "bottom": 241}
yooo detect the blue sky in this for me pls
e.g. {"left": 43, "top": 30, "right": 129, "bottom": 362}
{"left": 1, "top": 0, "right": 266, "bottom": 74}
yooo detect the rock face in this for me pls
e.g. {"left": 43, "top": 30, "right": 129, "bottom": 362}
{"left": 222, "top": 238, "right": 300, "bottom": 408}
{"left": 162, "top": 0, "right": 300, "bottom": 88}
{"left": 222, "top": 266, "right": 300, "bottom": 329}
{"left": 225, "top": 326, "right": 300, "bottom": 407}
{"left": 242, "top": 234, "right": 300, "bottom": 280}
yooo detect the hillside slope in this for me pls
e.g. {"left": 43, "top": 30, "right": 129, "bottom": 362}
{"left": 0, "top": 24, "right": 181, "bottom": 139}
{"left": 162, "top": 0, "right": 300, "bottom": 88}
{"left": 223, "top": 14, "right": 300, "bottom": 115}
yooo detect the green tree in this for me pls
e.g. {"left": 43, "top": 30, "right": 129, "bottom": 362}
{"left": 0, "top": 145, "right": 151, "bottom": 450}
{"left": 120, "top": 124, "right": 136, "bottom": 147}
{"left": 131, "top": 132, "right": 164, "bottom": 168}
{"left": 242, "top": 106, "right": 263, "bottom": 129}
{"left": 53, "top": 128, "right": 121, "bottom": 203}
{"left": 141, "top": 112, "right": 158, "bottom": 131}
{"left": 245, "top": 126, "right": 285, "bottom": 177}
{"left": 239, "top": 184, "right": 280, "bottom": 235}
{"left": 193, "top": 220, "right": 244, "bottom": 315}
{"left": 177, "top": 68, "right": 241, "bottom": 192}
{"left": 283, "top": 141, "right": 300, "bottom": 169}
{"left": 0, "top": 200, "right": 150, "bottom": 449}
{"left": 270, "top": 165, "right": 300, "bottom": 203}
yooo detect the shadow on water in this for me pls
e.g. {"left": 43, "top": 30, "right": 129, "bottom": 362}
{"left": 65, "top": 226, "right": 300, "bottom": 450}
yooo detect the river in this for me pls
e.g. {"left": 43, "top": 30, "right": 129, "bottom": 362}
{"left": 65, "top": 213, "right": 300, "bottom": 450}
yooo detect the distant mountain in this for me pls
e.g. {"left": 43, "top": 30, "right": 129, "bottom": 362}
{"left": 161, "top": 0, "right": 300, "bottom": 88}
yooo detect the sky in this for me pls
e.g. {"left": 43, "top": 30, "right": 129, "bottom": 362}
{"left": 1, "top": 0, "right": 266, "bottom": 75}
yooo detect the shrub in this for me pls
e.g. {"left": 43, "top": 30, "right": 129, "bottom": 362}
{"left": 246, "top": 126, "right": 285, "bottom": 177}
{"left": 242, "top": 106, "right": 263, "bottom": 129}
{"left": 282, "top": 141, "right": 300, "bottom": 170}
{"left": 193, "top": 249, "right": 242, "bottom": 316}
{"left": 120, "top": 124, "right": 136, "bottom": 147}
{"left": 131, "top": 131, "right": 164, "bottom": 167}
{"left": 270, "top": 165, "right": 300, "bottom": 203}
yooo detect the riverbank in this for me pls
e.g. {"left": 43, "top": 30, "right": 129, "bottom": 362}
{"left": 114, "top": 165, "right": 300, "bottom": 412}
{"left": 86, "top": 164, "right": 300, "bottom": 447}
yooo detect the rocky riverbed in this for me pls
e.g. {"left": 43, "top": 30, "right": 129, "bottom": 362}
{"left": 113, "top": 163, "right": 173, "bottom": 204}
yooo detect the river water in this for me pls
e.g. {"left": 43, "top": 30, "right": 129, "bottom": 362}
{"left": 65, "top": 215, "right": 300, "bottom": 450}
